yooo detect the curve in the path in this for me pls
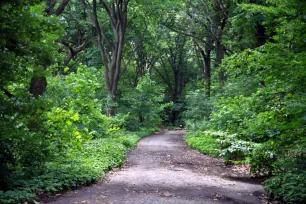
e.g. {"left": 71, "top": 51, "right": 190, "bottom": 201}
{"left": 45, "top": 130, "right": 265, "bottom": 204}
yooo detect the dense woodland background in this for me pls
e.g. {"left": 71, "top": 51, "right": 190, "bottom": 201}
{"left": 0, "top": 0, "right": 305, "bottom": 203}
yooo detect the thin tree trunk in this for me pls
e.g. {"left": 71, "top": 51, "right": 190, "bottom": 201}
{"left": 195, "top": 40, "right": 212, "bottom": 97}
{"left": 203, "top": 53, "right": 211, "bottom": 97}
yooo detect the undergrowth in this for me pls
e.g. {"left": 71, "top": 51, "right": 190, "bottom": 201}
{"left": 185, "top": 130, "right": 306, "bottom": 204}
{"left": 0, "top": 128, "right": 157, "bottom": 204}
{"left": 185, "top": 131, "right": 221, "bottom": 157}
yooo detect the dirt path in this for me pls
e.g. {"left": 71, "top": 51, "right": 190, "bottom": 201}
{"left": 44, "top": 130, "right": 266, "bottom": 204}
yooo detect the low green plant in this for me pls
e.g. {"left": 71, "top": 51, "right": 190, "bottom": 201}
{"left": 264, "top": 172, "right": 306, "bottom": 204}
{"left": 185, "top": 131, "right": 221, "bottom": 157}
{"left": 249, "top": 142, "right": 276, "bottom": 176}
{"left": 0, "top": 128, "right": 156, "bottom": 204}
{"left": 218, "top": 133, "right": 255, "bottom": 162}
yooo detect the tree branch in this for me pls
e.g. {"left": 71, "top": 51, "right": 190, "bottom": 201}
{"left": 161, "top": 23, "right": 206, "bottom": 44}
{"left": 45, "top": 0, "right": 71, "bottom": 16}
{"left": 3, "top": 88, "right": 14, "bottom": 98}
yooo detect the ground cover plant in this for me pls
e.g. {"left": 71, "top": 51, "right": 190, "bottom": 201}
{"left": 185, "top": 131, "right": 221, "bottom": 157}
{"left": 0, "top": 128, "right": 156, "bottom": 204}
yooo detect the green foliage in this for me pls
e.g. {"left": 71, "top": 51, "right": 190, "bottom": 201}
{"left": 185, "top": 131, "right": 221, "bottom": 157}
{"left": 45, "top": 64, "right": 110, "bottom": 139}
{"left": 249, "top": 142, "right": 276, "bottom": 175}
{"left": 120, "top": 74, "right": 165, "bottom": 130}
{"left": 218, "top": 133, "right": 255, "bottom": 162}
{"left": 0, "top": 0, "right": 64, "bottom": 189}
{"left": 0, "top": 1, "right": 62, "bottom": 88}
{"left": 264, "top": 172, "right": 306, "bottom": 203}
{"left": 0, "top": 53, "right": 159, "bottom": 203}
{"left": 183, "top": 90, "right": 212, "bottom": 130}
{"left": 210, "top": 95, "right": 257, "bottom": 137}
{"left": 2, "top": 0, "right": 305, "bottom": 204}
{"left": 0, "top": 128, "right": 156, "bottom": 204}
{"left": 184, "top": 0, "right": 306, "bottom": 203}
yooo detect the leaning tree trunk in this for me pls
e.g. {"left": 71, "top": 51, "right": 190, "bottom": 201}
{"left": 198, "top": 42, "right": 212, "bottom": 97}
{"left": 203, "top": 52, "right": 211, "bottom": 97}
{"left": 104, "top": 33, "right": 124, "bottom": 116}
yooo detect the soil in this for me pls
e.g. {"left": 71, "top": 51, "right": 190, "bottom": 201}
{"left": 42, "top": 130, "right": 267, "bottom": 204}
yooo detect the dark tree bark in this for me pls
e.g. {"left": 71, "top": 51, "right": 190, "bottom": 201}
{"left": 82, "top": 0, "right": 128, "bottom": 116}
{"left": 213, "top": 0, "right": 230, "bottom": 85}
{"left": 194, "top": 38, "right": 213, "bottom": 97}
{"left": 185, "top": 0, "right": 230, "bottom": 92}
{"left": 29, "top": 77, "right": 47, "bottom": 98}
{"left": 255, "top": 24, "right": 267, "bottom": 45}
{"left": 129, "top": 38, "right": 147, "bottom": 88}
{"left": 216, "top": 40, "right": 226, "bottom": 84}
{"left": 45, "top": 0, "right": 71, "bottom": 16}
{"left": 59, "top": 40, "right": 87, "bottom": 67}
{"left": 2, "top": 88, "right": 13, "bottom": 98}
{"left": 131, "top": 38, "right": 155, "bottom": 87}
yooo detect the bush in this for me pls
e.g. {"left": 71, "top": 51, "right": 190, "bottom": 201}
{"left": 0, "top": 63, "right": 160, "bottom": 203}
{"left": 249, "top": 142, "right": 276, "bottom": 176}
{"left": 264, "top": 172, "right": 306, "bottom": 204}
{"left": 45, "top": 64, "right": 109, "bottom": 139}
{"left": 0, "top": 128, "right": 156, "bottom": 204}
{"left": 218, "top": 133, "right": 255, "bottom": 162}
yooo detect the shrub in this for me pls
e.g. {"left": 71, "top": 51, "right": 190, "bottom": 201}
{"left": 264, "top": 172, "right": 306, "bottom": 203}
{"left": 0, "top": 128, "right": 156, "bottom": 204}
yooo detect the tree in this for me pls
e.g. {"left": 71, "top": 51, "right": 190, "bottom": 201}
{"left": 0, "top": 0, "right": 62, "bottom": 189}
{"left": 0, "top": 0, "right": 61, "bottom": 98}
{"left": 162, "top": 0, "right": 233, "bottom": 96}
{"left": 186, "top": 0, "right": 232, "bottom": 87}
{"left": 56, "top": 1, "right": 91, "bottom": 69}
{"left": 152, "top": 33, "right": 193, "bottom": 124}
{"left": 81, "top": 0, "right": 128, "bottom": 116}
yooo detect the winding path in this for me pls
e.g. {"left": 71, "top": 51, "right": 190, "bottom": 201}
{"left": 45, "top": 130, "right": 265, "bottom": 204}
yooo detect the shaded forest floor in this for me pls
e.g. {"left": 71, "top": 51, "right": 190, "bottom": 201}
{"left": 41, "top": 130, "right": 267, "bottom": 204}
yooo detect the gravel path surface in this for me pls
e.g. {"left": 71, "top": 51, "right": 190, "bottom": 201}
{"left": 44, "top": 130, "right": 266, "bottom": 204}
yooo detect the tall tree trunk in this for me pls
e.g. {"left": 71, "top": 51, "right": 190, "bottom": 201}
{"left": 203, "top": 51, "right": 211, "bottom": 97}
{"left": 82, "top": 0, "right": 128, "bottom": 116}
{"left": 216, "top": 40, "right": 226, "bottom": 85}
{"left": 213, "top": 0, "right": 229, "bottom": 86}
{"left": 194, "top": 39, "right": 212, "bottom": 97}
{"left": 172, "top": 71, "right": 179, "bottom": 123}
{"left": 133, "top": 38, "right": 146, "bottom": 87}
